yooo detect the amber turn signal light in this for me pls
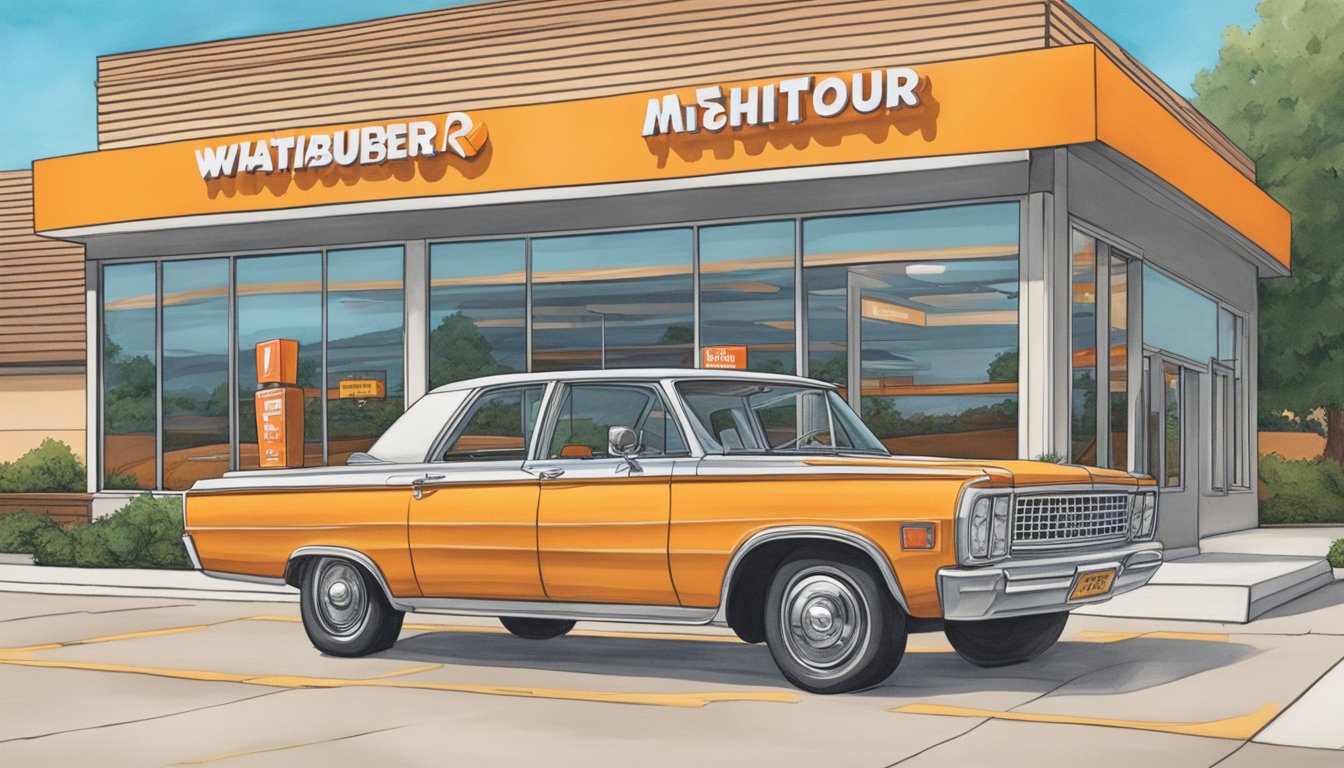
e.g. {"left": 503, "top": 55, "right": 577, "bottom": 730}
{"left": 900, "top": 523, "right": 936, "bottom": 550}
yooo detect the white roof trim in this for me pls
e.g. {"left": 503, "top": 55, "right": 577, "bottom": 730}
{"left": 39, "top": 151, "right": 1029, "bottom": 239}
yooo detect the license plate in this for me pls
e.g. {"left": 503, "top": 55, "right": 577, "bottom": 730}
{"left": 1069, "top": 568, "right": 1117, "bottom": 601}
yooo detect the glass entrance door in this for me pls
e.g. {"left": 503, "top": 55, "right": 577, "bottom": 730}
{"left": 1144, "top": 353, "right": 1199, "bottom": 551}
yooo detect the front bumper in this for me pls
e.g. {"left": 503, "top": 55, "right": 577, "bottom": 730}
{"left": 181, "top": 534, "right": 203, "bottom": 570}
{"left": 938, "top": 541, "right": 1162, "bottom": 620}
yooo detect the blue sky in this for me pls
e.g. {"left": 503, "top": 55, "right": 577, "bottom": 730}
{"left": 0, "top": 0, "right": 1260, "bottom": 170}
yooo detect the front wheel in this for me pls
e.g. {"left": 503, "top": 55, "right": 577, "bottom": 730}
{"left": 763, "top": 551, "right": 906, "bottom": 694}
{"left": 944, "top": 611, "right": 1069, "bottom": 667}
{"left": 299, "top": 556, "right": 404, "bottom": 657}
{"left": 500, "top": 617, "right": 575, "bottom": 639}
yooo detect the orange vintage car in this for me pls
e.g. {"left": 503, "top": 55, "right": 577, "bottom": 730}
{"left": 184, "top": 369, "right": 1162, "bottom": 693}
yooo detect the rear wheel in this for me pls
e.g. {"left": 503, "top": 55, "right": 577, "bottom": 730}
{"left": 763, "top": 551, "right": 906, "bottom": 694}
{"left": 299, "top": 556, "right": 404, "bottom": 657}
{"left": 499, "top": 617, "right": 576, "bottom": 639}
{"left": 944, "top": 611, "right": 1069, "bottom": 667}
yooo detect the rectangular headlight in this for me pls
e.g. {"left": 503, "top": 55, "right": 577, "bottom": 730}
{"left": 990, "top": 496, "right": 1010, "bottom": 558}
{"left": 969, "top": 497, "right": 991, "bottom": 558}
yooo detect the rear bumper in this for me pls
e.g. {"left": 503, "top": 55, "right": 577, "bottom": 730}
{"left": 937, "top": 542, "right": 1163, "bottom": 620}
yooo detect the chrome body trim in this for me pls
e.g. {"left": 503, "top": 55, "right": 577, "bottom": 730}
{"left": 399, "top": 597, "right": 718, "bottom": 625}
{"left": 202, "top": 570, "right": 288, "bottom": 586}
{"left": 285, "top": 546, "right": 413, "bottom": 612}
{"left": 715, "top": 525, "right": 910, "bottom": 624}
{"left": 937, "top": 541, "right": 1163, "bottom": 620}
{"left": 181, "top": 534, "right": 202, "bottom": 570}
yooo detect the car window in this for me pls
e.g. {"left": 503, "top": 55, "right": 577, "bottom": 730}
{"left": 547, "top": 384, "right": 688, "bottom": 459}
{"left": 440, "top": 385, "right": 545, "bottom": 462}
{"left": 677, "top": 381, "right": 887, "bottom": 455}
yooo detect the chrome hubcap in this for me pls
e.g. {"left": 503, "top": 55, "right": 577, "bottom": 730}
{"left": 781, "top": 568, "right": 869, "bottom": 676}
{"left": 313, "top": 559, "right": 368, "bottom": 640}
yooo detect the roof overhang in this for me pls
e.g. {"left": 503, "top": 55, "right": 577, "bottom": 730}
{"left": 33, "top": 44, "right": 1289, "bottom": 270}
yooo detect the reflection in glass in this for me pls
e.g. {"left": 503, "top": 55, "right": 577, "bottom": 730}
{"left": 102, "top": 263, "right": 157, "bottom": 489}
{"left": 699, "top": 222, "right": 795, "bottom": 373}
{"left": 531, "top": 229, "right": 693, "bottom": 371}
{"left": 1070, "top": 231, "right": 1098, "bottom": 464}
{"left": 236, "top": 253, "right": 322, "bottom": 468}
{"left": 1109, "top": 252, "right": 1129, "bottom": 470}
{"left": 429, "top": 240, "right": 525, "bottom": 387}
{"left": 1144, "top": 267, "right": 1216, "bottom": 362}
{"left": 162, "top": 259, "right": 229, "bottom": 490}
{"left": 1163, "top": 362, "right": 1182, "bottom": 487}
{"left": 441, "top": 386, "right": 544, "bottom": 462}
{"left": 547, "top": 385, "right": 687, "bottom": 458}
{"left": 327, "top": 247, "right": 404, "bottom": 465}
{"left": 803, "top": 204, "right": 1020, "bottom": 459}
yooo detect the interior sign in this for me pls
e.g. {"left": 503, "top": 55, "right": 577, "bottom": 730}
{"left": 641, "top": 68, "right": 921, "bottom": 137}
{"left": 194, "top": 112, "right": 488, "bottom": 181}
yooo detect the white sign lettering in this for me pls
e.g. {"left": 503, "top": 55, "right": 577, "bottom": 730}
{"left": 194, "top": 112, "right": 485, "bottom": 181}
{"left": 642, "top": 69, "right": 921, "bottom": 138}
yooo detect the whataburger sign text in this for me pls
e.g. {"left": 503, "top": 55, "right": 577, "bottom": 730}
{"left": 191, "top": 68, "right": 921, "bottom": 182}
{"left": 641, "top": 68, "right": 923, "bottom": 136}
{"left": 193, "top": 112, "right": 487, "bottom": 181}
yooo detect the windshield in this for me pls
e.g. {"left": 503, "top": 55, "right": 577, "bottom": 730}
{"left": 675, "top": 381, "right": 888, "bottom": 456}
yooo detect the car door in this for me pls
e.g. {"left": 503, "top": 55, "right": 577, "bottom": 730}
{"left": 525, "top": 382, "right": 689, "bottom": 606}
{"left": 406, "top": 383, "right": 549, "bottom": 600}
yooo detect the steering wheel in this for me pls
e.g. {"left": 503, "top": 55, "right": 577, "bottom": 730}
{"left": 771, "top": 428, "right": 829, "bottom": 450}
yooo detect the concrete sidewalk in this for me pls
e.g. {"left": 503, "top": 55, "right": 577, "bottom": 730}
{"left": 1077, "top": 526, "right": 1343, "bottom": 624}
{"left": 0, "top": 561, "right": 296, "bottom": 602}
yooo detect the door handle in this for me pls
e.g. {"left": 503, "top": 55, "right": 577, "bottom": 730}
{"left": 538, "top": 468, "right": 565, "bottom": 480}
{"left": 412, "top": 473, "right": 447, "bottom": 500}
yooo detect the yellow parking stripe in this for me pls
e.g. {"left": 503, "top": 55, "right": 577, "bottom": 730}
{"left": 1072, "top": 630, "right": 1230, "bottom": 644}
{"left": 0, "top": 656, "right": 798, "bottom": 708}
{"left": 891, "top": 702, "right": 1279, "bottom": 740}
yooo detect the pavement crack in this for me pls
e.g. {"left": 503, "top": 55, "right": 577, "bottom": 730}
{"left": 0, "top": 689, "right": 294, "bottom": 744}
{"left": 1208, "top": 742, "right": 1248, "bottom": 767}
{"left": 167, "top": 725, "right": 407, "bottom": 765}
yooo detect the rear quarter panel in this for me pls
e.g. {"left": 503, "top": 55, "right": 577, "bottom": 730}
{"left": 185, "top": 487, "right": 420, "bottom": 597}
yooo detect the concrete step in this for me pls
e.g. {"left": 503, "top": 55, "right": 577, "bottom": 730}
{"left": 1075, "top": 553, "right": 1336, "bottom": 624}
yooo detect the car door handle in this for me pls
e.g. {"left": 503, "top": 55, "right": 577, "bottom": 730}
{"left": 411, "top": 473, "right": 447, "bottom": 500}
{"left": 537, "top": 468, "right": 565, "bottom": 480}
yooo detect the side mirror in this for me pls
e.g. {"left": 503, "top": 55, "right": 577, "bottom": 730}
{"left": 608, "top": 426, "right": 639, "bottom": 458}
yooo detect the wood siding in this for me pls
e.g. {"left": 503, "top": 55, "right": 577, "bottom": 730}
{"left": 0, "top": 171, "right": 85, "bottom": 366}
{"left": 94, "top": 0, "right": 1252, "bottom": 180}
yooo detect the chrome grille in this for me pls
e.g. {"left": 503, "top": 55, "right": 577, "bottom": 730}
{"left": 1012, "top": 493, "right": 1130, "bottom": 549}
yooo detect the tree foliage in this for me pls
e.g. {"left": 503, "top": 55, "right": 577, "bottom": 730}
{"left": 1194, "top": 0, "right": 1344, "bottom": 465}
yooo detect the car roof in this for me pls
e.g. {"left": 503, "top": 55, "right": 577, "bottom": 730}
{"left": 427, "top": 368, "right": 837, "bottom": 394}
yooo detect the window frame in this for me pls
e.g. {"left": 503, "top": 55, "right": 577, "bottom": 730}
{"left": 427, "top": 382, "right": 552, "bottom": 465}
{"left": 536, "top": 381, "right": 690, "bottom": 461}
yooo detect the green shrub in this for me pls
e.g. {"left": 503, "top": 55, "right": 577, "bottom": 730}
{"left": 1329, "top": 539, "right": 1344, "bottom": 569}
{"left": 0, "top": 439, "right": 86, "bottom": 493}
{"left": 32, "top": 494, "right": 188, "bottom": 569}
{"left": 1259, "top": 455, "right": 1344, "bottom": 524}
{"left": 0, "top": 511, "right": 63, "bottom": 553}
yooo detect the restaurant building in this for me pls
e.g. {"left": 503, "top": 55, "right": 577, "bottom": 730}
{"left": 29, "top": 0, "right": 1290, "bottom": 554}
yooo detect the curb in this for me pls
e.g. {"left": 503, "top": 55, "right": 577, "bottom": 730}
{"left": 0, "top": 563, "right": 297, "bottom": 603}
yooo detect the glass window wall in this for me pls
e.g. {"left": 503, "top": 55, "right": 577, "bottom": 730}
{"left": 102, "top": 263, "right": 158, "bottom": 489}
{"left": 531, "top": 229, "right": 693, "bottom": 371}
{"left": 1070, "top": 232, "right": 1099, "bottom": 465}
{"left": 327, "top": 247, "right": 404, "bottom": 465}
{"left": 803, "top": 204, "right": 1020, "bottom": 459}
{"left": 699, "top": 221, "right": 796, "bottom": 373}
{"left": 162, "top": 259, "right": 229, "bottom": 490}
{"left": 429, "top": 240, "right": 526, "bottom": 387}
{"left": 236, "top": 253, "right": 323, "bottom": 469}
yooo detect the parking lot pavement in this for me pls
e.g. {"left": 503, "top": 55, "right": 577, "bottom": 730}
{"left": 1, "top": 586, "right": 1343, "bottom": 767}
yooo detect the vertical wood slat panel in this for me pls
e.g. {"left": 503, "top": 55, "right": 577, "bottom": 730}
{"left": 0, "top": 171, "right": 85, "bottom": 367}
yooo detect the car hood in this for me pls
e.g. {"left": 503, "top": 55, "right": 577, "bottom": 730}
{"left": 798, "top": 454, "right": 1146, "bottom": 488}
